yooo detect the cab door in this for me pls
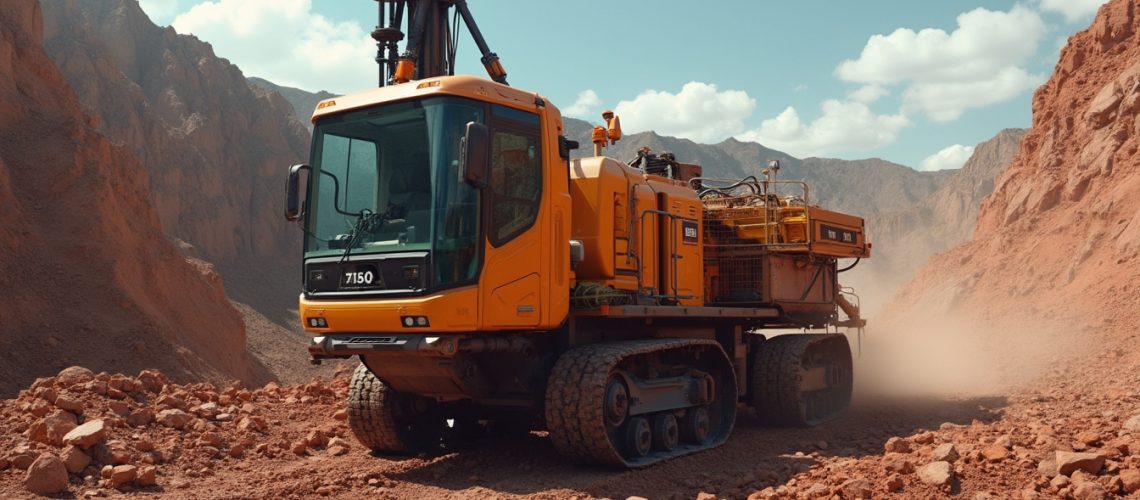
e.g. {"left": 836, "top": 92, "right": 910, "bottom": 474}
{"left": 480, "top": 105, "right": 545, "bottom": 328}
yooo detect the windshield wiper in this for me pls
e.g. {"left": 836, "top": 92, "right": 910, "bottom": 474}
{"left": 338, "top": 208, "right": 395, "bottom": 264}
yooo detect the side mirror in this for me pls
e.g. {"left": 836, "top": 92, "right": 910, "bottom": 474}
{"left": 284, "top": 164, "right": 311, "bottom": 222}
{"left": 460, "top": 122, "right": 490, "bottom": 188}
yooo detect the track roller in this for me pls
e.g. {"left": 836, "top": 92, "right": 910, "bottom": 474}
{"left": 652, "top": 414, "right": 679, "bottom": 451}
{"left": 750, "top": 334, "right": 853, "bottom": 427}
{"left": 544, "top": 339, "right": 737, "bottom": 468}
{"left": 347, "top": 364, "right": 445, "bottom": 454}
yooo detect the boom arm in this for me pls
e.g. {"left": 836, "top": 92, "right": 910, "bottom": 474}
{"left": 371, "top": 0, "right": 508, "bottom": 86}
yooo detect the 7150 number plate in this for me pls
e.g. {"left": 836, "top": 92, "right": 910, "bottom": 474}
{"left": 340, "top": 264, "right": 383, "bottom": 290}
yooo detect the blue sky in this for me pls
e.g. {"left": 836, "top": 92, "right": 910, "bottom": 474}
{"left": 139, "top": 0, "right": 1108, "bottom": 170}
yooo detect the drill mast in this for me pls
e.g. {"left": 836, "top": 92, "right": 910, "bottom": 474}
{"left": 370, "top": 0, "right": 507, "bottom": 86}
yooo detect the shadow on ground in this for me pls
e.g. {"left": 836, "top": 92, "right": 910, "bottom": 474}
{"left": 382, "top": 394, "right": 1007, "bottom": 498}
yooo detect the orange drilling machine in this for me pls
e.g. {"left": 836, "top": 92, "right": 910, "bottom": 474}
{"left": 284, "top": 0, "right": 869, "bottom": 468}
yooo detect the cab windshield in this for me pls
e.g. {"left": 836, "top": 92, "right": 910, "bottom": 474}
{"left": 305, "top": 97, "right": 484, "bottom": 286}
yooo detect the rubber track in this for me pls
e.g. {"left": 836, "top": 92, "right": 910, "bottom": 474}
{"left": 544, "top": 339, "right": 734, "bottom": 468}
{"left": 750, "top": 334, "right": 846, "bottom": 427}
{"left": 346, "top": 363, "right": 410, "bottom": 453}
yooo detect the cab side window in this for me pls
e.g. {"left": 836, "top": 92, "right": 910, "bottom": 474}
{"left": 489, "top": 106, "right": 542, "bottom": 246}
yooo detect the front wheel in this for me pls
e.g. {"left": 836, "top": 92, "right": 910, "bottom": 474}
{"left": 346, "top": 364, "right": 445, "bottom": 454}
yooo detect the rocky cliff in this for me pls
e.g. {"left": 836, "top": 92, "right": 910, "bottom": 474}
{"left": 40, "top": 0, "right": 311, "bottom": 322}
{"left": 887, "top": 0, "right": 1140, "bottom": 334}
{"left": 247, "top": 77, "right": 335, "bottom": 130}
{"left": 850, "top": 128, "right": 1026, "bottom": 311}
{"left": 0, "top": 0, "right": 269, "bottom": 396}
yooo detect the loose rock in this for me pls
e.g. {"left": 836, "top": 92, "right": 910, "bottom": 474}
{"left": 838, "top": 478, "right": 872, "bottom": 498}
{"left": 1123, "top": 413, "right": 1140, "bottom": 432}
{"left": 1120, "top": 469, "right": 1140, "bottom": 494}
{"left": 982, "top": 444, "right": 1010, "bottom": 462}
{"left": 24, "top": 454, "right": 69, "bottom": 495}
{"left": 61, "top": 445, "right": 91, "bottom": 474}
{"left": 63, "top": 419, "right": 107, "bottom": 448}
{"left": 932, "top": 443, "right": 960, "bottom": 463}
{"left": 917, "top": 461, "right": 955, "bottom": 487}
{"left": 156, "top": 409, "right": 192, "bottom": 429}
{"left": 56, "top": 366, "right": 95, "bottom": 387}
{"left": 1056, "top": 451, "right": 1106, "bottom": 476}
{"left": 884, "top": 437, "right": 910, "bottom": 453}
{"left": 110, "top": 464, "right": 138, "bottom": 488}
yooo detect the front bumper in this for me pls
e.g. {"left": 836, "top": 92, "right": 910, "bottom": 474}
{"left": 311, "top": 333, "right": 537, "bottom": 402}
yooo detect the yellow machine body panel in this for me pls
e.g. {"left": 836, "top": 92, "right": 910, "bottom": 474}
{"left": 299, "top": 286, "right": 481, "bottom": 333}
{"left": 569, "top": 157, "right": 659, "bottom": 294}
{"left": 646, "top": 177, "right": 704, "bottom": 306}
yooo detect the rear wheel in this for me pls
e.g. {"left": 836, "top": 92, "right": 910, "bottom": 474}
{"left": 750, "top": 334, "right": 853, "bottom": 427}
{"left": 347, "top": 364, "right": 445, "bottom": 454}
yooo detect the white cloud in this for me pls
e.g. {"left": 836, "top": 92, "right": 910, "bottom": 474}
{"left": 1037, "top": 0, "right": 1110, "bottom": 22}
{"left": 904, "top": 67, "right": 1044, "bottom": 122}
{"left": 738, "top": 100, "right": 910, "bottom": 158}
{"left": 172, "top": 0, "right": 373, "bottom": 94}
{"left": 563, "top": 90, "right": 602, "bottom": 119}
{"left": 139, "top": 0, "right": 182, "bottom": 24}
{"left": 920, "top": 144, "right": 975, "bottom": 171}
{"left": 848, "top": 84, "right": 889, "bottom": 103}
{"left": 613, "top": 82, "right": 756, "bottom": 144}
{"left": 836, "top": 5, "right": 1047, "bottom": 122}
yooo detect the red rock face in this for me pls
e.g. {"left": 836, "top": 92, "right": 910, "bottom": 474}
{"left": 850, "top": 129, "right": 1026, "bottom": 312}
{"left": 888, "top": 0, "right": 1140, "bottom": 330}
{"left": 0, "top": 0, "right": 267, "bottom": 396}
{"left": 39, "top": 0, "right": 311, "bottom": 317}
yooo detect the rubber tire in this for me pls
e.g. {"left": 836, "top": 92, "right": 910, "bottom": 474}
{"left": 347, "top": 363, "right": 440, "bottom": 454}
{"left": 750, "top": 334, "right": 852, "bottom": 427}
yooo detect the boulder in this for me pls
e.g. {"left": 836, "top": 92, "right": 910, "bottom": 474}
{"left": 137, "top": 465, "right": 157, "bottom": 487}
{"left": 60, "top": 445, "right": 91, "bottom": 474}
{"left": 1056, "top": 451, "right": 1106, "bottom": 476}
{"left": 884, "top": 437, "right": 911, "bottom": 453}
{"left": 932, "top": 443, "right": 960, "bottom": 462}
{"left": 156, "top": 409, "right": 192, "bottom": 429}
{"left": 1121, "top": 469, "right": 1140, "bottom": 494}
{"left": 838, "top": 478, "right": 872, "bottom": 499}
{"left": 63, "top": 419, "right": 107, "bottom": 448}
{"left": 127, "top": 408, "right": 155, "bottom": 427}
{"left": 917, "top": 461, "right": 954, "bottom": 487}
{"left": 1072, "top": 480, "right": 1107, "bottom": 500}
{"left": 43, "top": 411, "right": 78, "bottom": 446}
{"left": 981, "top": 444, "right": 1010, "bottom": 462}
{"left": 1125, "top": 413, "right": 1140, "bottom": 432}
{"left": 56, "top": 367, "right": 95, "bottom": 387}
{"left": 110, "top": 464, "right": 137, "bottom": 488}
{"left": 54, "top": 394, "right": 83, "bottom": 413}
{"left": 24, "top": 454, "right": 69, "bottom": 496}
{"left": 883, "top": 455, "right": 915, "bottom": 474}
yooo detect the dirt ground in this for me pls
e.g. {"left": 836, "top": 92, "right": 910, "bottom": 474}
{"left": 1, "top": 320, "right": 1137, "bottom": 499}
